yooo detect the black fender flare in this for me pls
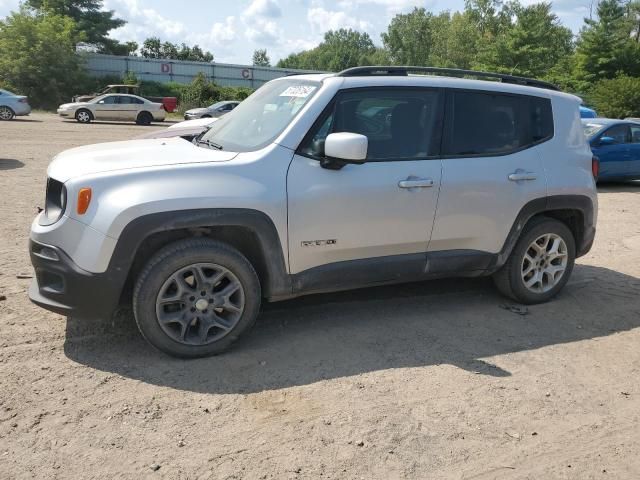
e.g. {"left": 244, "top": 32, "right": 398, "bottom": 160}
{"left": 107, "top": 208, "right": 292, "bottom": 300}
{"left": 491, "top": 194, "right": 596, "bottom": 271}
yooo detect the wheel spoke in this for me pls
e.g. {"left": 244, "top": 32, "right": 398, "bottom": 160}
{"left": 212, "top": 314, "right": 233, "bottom": 331}
{"left": 218, "top": 281, "right": 241, "bottom": 298}
{"left": 197, "top": 317, "right": 213, "bottom": 343}
{"left": 524, "top": 271, "right": 540, "bottom": 289}
{"left": 191, "top": 266, "right": 207, "bottom": 290}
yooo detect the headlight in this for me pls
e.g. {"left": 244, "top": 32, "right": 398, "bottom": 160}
{"left": 39, "top": 178, "right": 67, "bottom": 226}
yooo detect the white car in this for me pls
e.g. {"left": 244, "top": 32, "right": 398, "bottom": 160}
{"left": 57, "top": 94, "right": 166, "bottom": 125}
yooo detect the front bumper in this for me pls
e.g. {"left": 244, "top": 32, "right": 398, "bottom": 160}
{"left": 57, "top": 109, "right": 73, "bottom": 117}
{"left": 29, "top": 240, "right": 122, "bottom": 319}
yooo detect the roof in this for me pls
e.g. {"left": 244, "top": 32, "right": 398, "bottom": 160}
{"left": 276, "top": 70, "right": 579, "bottom": 101}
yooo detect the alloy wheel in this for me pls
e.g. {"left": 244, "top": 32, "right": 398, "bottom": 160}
{"left": 521, "top": 233, "right": 568, "bottom": 293}
{"left": 155, "top": 263, "right": 245, "bottom": 346}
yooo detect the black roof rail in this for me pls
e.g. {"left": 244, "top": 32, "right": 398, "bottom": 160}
{"left": 336, "top": 66, "right": 560, "bottom": 91}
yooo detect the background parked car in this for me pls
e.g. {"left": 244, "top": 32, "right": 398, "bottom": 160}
{"left": 183, "top": 100, "right": 239, "bottom": 120}
{"left": 583, "top": 118, "right": 640, "bottom": 181}
{"left": 57, "top": 94, "right": 166, "bottom": 125}
{"left": 73, "top": 84, "right": 178, "bottom": 113}
{"left": 580, "top": 105, "right": 597, "bottom": 118}
{"left": 137, "top": 117, "right": 219, "bottom": 141}
{"left": 0, "top": 88, "right": 31, "bottom": 120}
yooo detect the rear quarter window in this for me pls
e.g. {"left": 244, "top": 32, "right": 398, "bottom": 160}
{"left": 443, "top": 90, "right": 553, "bottom": 157}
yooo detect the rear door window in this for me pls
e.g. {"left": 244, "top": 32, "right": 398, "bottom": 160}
{"left": 442, "top": 90, "right": 553, "bottom": 157}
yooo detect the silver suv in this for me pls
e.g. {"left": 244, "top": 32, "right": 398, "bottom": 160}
{"left": 29, "top": 67, "right": 598, "bottom": 358}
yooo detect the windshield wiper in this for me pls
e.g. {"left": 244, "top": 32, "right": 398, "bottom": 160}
{"left": 197, "top": 139, "right": 224, "bottom": 150}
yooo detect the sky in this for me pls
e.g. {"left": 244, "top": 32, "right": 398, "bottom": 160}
{"left": 0, "top": 0, "right": 594, "bottom": 65}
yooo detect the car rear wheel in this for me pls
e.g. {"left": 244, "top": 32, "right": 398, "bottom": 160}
{"left": 75, "top": 109, "right": 92, "bottom": 123}
{"left": 133, "top": 238, "right": 262, "bottom": 358}
{"left": 493, "top": 217, "right": 575, "bottom": 304}
{"left": 136, "top": 111, "right": 153, "bottom": 126}
{"left": 0, "top": 106, "right": 15, "bottom": 120}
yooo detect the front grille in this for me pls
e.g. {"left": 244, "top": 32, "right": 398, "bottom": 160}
{"left": 39, "top": 178, "right": 67, "bottom": 226}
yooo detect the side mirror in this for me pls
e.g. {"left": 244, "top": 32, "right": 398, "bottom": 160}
{"left": 598, "top": 136, "right": 615, "bottom": 146}
{"left": 324, "top": 132, "right": 368, "bottom": 164}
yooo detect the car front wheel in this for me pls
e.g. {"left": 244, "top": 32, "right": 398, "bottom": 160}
{"left": 493, "top": 217, "right": 576, "bottom": 304}
{"left": 75, "top": 109, "right": 92, "bottom": 123}
{"left": 133, "top": 238, "right": 262, "bottom": 358}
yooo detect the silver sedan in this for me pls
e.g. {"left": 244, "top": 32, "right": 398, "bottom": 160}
{"left": 57, "top": 94, "right": 166, "bottom": 125}
{"left": 183, "top": 101, "right": 239, "bottom": 120}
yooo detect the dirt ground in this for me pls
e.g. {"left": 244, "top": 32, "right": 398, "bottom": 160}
{"left": 1, "top": 113, "right": 639, "bottom": 480}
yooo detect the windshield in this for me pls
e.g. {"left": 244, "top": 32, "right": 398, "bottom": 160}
{"left": 583, "top": 123, "right": 605, "bottom": 138}
{"left": 200, "top": 79, "right": 321, "bottom": 152}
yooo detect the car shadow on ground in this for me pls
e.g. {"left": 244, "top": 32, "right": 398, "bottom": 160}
{"left": 61, "top": 119, "right": 180, "bottom": 127}
{"left": 64, "top": 264, "right": 640, "bottom": 394}
{"left": 0, "top": 159, "right": 25, "bottom": 170}
{"left": 597, "top": 180, "right": 640, "bottom": 193}
{"left": 10, "top": 118, "right": 43, "bottom": 123}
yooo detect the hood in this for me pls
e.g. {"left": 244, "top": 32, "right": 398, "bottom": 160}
{"left": 59, "top": 102, "right": 89, "bottom": 109}
{"left": 48, "top": 137, "right": 238, "bottom": 182}
{"left": 168, "top": 117, "right": 218, "bottom": 130}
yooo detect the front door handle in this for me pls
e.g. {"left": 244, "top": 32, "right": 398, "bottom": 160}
{"left": 508, "top": 170, "right": 537, "bottom": 182}
{"left": 398, "top": 178, "right": 434, "bottom": 189}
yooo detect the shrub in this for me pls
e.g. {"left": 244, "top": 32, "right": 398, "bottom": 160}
{"left": 588, "top": 75, "right": 640, "bottom": 119}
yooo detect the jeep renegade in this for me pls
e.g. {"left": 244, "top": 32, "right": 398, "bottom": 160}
{"left": 29, "top": 67, "right": 598, "bottom": 358}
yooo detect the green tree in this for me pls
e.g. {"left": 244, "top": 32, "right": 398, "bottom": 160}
{"left": 252, "top": 48, "right": 271, "bottom": 67}
{"left": 0, "top": 8, "right": 86, "bottom": 108}
{"left": 25, "top": 0, "right": 125, "bottom": 53}
{"left": 589, "top": 75, "right": 640, "bottom": 118}
{"left": 575, "top": 0, "right": 640, "bottom": 80}
{"left": 382, "top": 8, "right": 443, "bottom": 66}
{"left": 277, "top": 29, "right": 378, "bottom": 71}
{"left": 474, "top": 2, "right": 573, "bottom": 78}
{"left": 141, "top": 38, "right": 214, "bottom": 62}
{"left": 141, "top": 37, "right": 162, "bottom": 58}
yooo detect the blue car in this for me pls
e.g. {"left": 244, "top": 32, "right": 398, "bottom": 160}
{"left": 583, "top": 118, "right": 640, "bottom": 181}
{"left": 580, "top": 106, "right": 597, "bottom": 118}
{"left": 0, "top": 88, "right": 32, "bottom": 120}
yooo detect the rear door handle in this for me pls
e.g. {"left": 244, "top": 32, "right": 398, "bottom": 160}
{"left": 508, "top": 171, "right": 537, "bottom": 182}
{"left": 398, "top": 178, "right": 434, "bottom": 189}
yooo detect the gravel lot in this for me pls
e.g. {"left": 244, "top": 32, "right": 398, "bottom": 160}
{"left": 1, "top": 113, "right": 640, "bottom": 479}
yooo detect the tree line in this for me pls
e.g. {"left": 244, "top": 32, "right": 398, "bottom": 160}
{"left": 0, "top": 0, "right": 639, "bottom": 117}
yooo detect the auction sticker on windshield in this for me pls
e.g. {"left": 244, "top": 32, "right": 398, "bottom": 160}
{"left": 280, "top": 86, "right": 317, "bottom": 98}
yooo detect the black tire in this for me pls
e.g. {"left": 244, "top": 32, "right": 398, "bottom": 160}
{"left": 201, "top": 115, "right": 212, "bottom": 118}
{"left": 0, "top": 106, "right": 15, "bottom": 121}
{"left": 133, "top": 238, "right": 261, "bottom": 358}
{"left": 136, "top": 111, "right": 153, "bottom": 126}
{"left": 493, "top": 217, "right": 576, "bottom": 304}
{"left": 75, "top": 109, "right": 93, "bottom": 123}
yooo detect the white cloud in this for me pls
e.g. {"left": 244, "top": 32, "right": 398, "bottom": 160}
{"left": 241, "top": 0, "right": 284, "bottom": 46}
{"left": 244, "top": 0, "right": 282, "bottom": 18}
{"left": 104, "top": 0, "right": 187, "bottom": 44}
{"left": 307, "top": 6, "right": 371, "bottom": 34}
